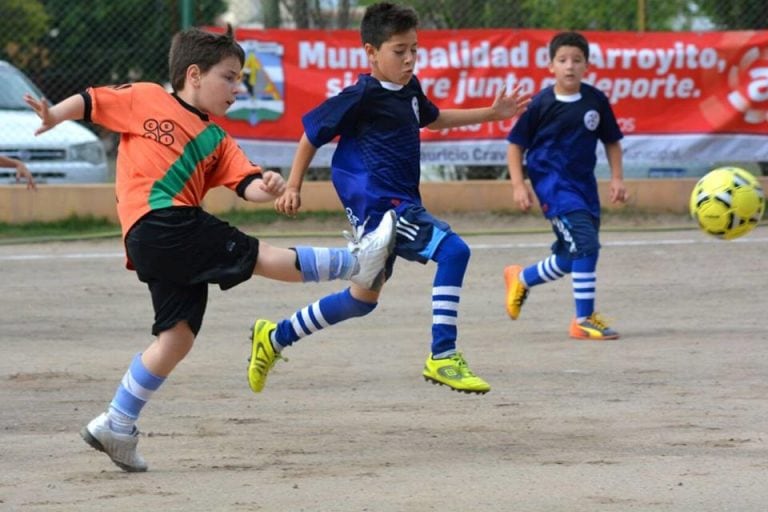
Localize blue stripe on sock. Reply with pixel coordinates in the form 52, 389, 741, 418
274, 288, 376, 348
295, 246, 320, 282
111, 387, 145, 419
296, 312, 310, 335
109, 353, 165, 419
129, 353, 164, 390
307, 303, 322, 330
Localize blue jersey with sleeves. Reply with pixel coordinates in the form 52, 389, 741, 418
507, 83, 623, 219
302, 74, 440, 229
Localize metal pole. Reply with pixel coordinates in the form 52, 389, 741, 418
181, 0, 193, 29
637, 0, 646, 32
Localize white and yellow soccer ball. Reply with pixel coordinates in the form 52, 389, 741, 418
689, 166, 765, 240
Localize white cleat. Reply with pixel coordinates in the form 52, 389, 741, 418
81, 413, 148, 472
345, 210, 397, 291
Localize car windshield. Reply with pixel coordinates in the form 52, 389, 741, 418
0, 65, 43, 110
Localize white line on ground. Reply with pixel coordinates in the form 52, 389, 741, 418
2, 235, 766, 262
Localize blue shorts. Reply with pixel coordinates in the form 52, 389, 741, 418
393, 204, 453, 263
375, 204, 453, 281
549, 210, 601, 259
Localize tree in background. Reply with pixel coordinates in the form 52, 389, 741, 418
356, 0, 693, 30
697, 0, 767, 29
0, 0, 50, 69
23, 0, 226, 103
275, 0, 354, 29
262, 0, 281, 28
259, 0, 762, 31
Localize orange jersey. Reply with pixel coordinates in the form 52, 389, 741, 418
83, 82, 262, 237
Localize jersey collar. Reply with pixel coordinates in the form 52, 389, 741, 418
378, 80, 404, 91
554, 91, 582, 103
172, 92, 210, 121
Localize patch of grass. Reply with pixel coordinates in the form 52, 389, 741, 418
0, 215, 120, 242
0, 209, 347, 243
217, 209, 341, 226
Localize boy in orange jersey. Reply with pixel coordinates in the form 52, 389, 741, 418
24, 26, 395, 473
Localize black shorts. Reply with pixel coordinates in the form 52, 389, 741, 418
125, 207, 260, 336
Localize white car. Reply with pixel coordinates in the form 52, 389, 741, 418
0, 60, 109, 183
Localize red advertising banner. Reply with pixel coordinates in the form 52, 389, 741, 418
219, 28, 768, 167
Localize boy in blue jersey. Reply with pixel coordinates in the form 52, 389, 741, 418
504, 31, 628, 340
246, 1, 530, 395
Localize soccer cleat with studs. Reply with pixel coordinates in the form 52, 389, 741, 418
247, 319, 284, 393
422, 352, 490, 394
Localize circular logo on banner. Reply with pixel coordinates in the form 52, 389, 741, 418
726, 46, 768, 124
583, 110, 600, 131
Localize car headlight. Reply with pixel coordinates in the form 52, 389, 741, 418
69, 141, 105, 165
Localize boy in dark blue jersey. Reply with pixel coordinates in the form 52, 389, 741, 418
247, 1, 530, 395
504, 31, 628, 340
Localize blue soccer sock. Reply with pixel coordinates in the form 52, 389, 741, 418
430, 234, 470, 357
521, 253, 571, 288
294, 246, 356, 282
272, 288, 376, 349
107, 353, 165, 433
572, 254, 598, 321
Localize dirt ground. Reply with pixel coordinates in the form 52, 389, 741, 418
1, 215, 767, 511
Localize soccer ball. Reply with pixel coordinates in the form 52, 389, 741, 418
689, 166, 765, 240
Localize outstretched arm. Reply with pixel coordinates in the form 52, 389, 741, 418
24, 93, 85, 135
427, 85, 531, 130
275, 133, 317, 216
0, 156, 36, 190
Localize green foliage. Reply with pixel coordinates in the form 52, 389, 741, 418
262, 0, 281, 28
696, 0, 768, 29
0, 210, 346, 242
29, 0, 227, 103
0, 214, 118, 242
0, 0, 50, 67
360, 0, 698, 30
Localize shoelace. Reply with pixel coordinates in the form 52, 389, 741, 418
587, 313, 612, 330
342, 216, 371, 254
450, 353, 475, 377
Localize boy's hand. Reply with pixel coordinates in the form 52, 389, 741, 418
512, 184, 534, 212
259, 170, 286, 196
23, 94, 57, 135
15, 161, 36, 190
491, 85, 532, 120
609, 178, 628, 204
275, 187, 301, 217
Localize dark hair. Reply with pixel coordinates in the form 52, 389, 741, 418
549, 31, 589, 62
168, 24, 245, 92
360, 2, 419, 48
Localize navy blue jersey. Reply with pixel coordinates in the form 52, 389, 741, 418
507, 83, 623, 219
302, 74, 440, 229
